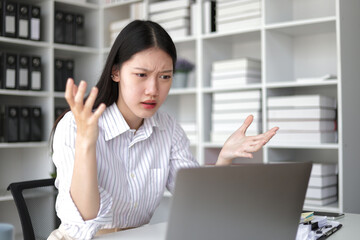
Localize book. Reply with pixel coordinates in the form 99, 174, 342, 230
211, 129, 261, 142
211, 69, 261, 80
217, 17, 261, 33
190, 2, 198, 36
167, 27, 190, 39
268, 108, 336, 120
203, 0, 216, 33
296, 74, 337, 83
213, 101, 261, 112
212, 77, 261, 87
109, 18, 130, 32
212, 58, 261, 72
213, 90, 261, 102
159, 18, 189, 30
217, 1, 260, 18
270, 131, 337, 144
304, 196, 337, 206
149, 0, 192, 14
179, 122, 197, 132
130, 2, 145, 20
308, 175, 337, 188
306, 186, 337, 199
267, 120, 336, 131
216, 0, 260, 7
212, 111, 261, 121
150, 8, 190, 22
311, 163, 338, 176
212, 121, 260, 132
267, 95, 337, 109
216, 10, 261, 24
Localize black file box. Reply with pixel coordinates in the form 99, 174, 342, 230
64, 13, 75, 45
0, 52, 17, 89
75, 14, 85, 46
30, 5, 40, 41
54, 11, 65, 43
3, 1, 17, 38
3, 106, 19, 142
54, 58, 65, 91
30, 107, 42, 141
64, 59, 74, 82
0, 1, 3, 36
18, 4, 30, 39
18, 55, 30, 90
19, 106, 31, 142
30, 56, 42, 90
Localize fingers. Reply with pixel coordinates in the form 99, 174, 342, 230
238, 115, 254, 134
74, 81, 87, 107
84, 87, 98, 112
65, 78, 75, 107
93, 103, 106, 120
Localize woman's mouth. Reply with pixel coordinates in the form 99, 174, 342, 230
141, 100, 157, 109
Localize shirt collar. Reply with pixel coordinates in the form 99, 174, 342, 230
101, 103, 165, 141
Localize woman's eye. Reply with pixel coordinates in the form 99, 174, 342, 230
136, 73, 146, 77
160, 75, 172, 80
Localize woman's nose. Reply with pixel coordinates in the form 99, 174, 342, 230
145, 77, 159, 96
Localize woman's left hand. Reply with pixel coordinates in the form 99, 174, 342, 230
216, 115, 279, 166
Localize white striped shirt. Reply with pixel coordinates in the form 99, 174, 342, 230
52, 103, 199, 239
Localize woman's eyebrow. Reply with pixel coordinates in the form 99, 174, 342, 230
133, 67, 173, 73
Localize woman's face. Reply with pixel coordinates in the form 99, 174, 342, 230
113, 47, 173, 129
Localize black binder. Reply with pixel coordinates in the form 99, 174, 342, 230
30, 107, 42, 141
18, 55, 29, 90
3, 1, 17, 38
30, 5, 40, 41
1, 52, 17, 89
75, 14, 85, 46
30, 56, 42, 90
19, 106, 31, 142
64, 13, 75, 45
64, 59, 74, 82
0, 1, 3, 36
54, 11, 64, 43
18, 4, 30, 39
4, 106, 19, 142
54, 58, 65, 91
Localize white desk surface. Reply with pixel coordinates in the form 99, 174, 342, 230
94, 213, 360, 240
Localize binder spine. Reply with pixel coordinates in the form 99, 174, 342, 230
19, 107, 31, 142
4, 106, 19, 142
18, 55, 30, 90
3, 1, 17, 38
64, 13, 75, 45
30, 6, 41, 41
30, 107, 42, 141
4, 53, 17, 89
18, 4, 30, 39
75, 14, 85, 46
54, 11, 65, 43
30, 56, 42, 90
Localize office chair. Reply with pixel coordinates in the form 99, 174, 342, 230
7, 178, 60, 240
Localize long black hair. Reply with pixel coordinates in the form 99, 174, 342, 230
50, 20, 177, 150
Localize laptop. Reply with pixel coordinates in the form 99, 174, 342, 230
166, 162, 312, 240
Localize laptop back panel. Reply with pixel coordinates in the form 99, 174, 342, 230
166, 162, 312, 240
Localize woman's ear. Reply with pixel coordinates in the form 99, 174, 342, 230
111, 66, 120, 82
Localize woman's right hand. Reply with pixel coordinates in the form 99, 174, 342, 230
65, 78, 106, 144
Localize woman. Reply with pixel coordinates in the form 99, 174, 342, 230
48, 20, 278, 239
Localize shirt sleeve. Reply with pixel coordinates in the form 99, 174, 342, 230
52, 113, 113, 239
166, 120, 199, 194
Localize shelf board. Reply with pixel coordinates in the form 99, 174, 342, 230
0, 37, 50, 48
267, 143, 339, 150
54, 44, 99, 54
169, 88, 197, 95
101, 0, 141, 8
303, 202, 339, 213
55, 0, 99, 9
265, 16, 336, 36
0, 190, 13, 202
54, 92, 65, 98
172, 35, 196, 44
203, 142, 223, 148
202, 27, 261, 40
0, 142, 48, 149
266, 80, 338, 88
202, 84, 262, 93
0, 89, 51, 97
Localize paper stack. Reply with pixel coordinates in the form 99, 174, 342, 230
215, 0, 261, 33
211, 90, 262, 143
149, 0, 193, 39
211, 58, 261, 88
305, 163, 338, 206
179, 122, 197, 143
109, 2, 145, 44
267, 95, 337, 145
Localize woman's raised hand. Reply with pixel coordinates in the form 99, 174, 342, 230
216, 115, 279, 165
65, 78, 106, 143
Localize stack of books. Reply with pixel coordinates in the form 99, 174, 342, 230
179, 122, 197, 143
109, 2, 144, 44
305, 163, 338, 206
149, 0, 194, 39
215, 0, 261, 33
211, 90, 262, 143
211, 58, 261, 88
267, 95, 337, 144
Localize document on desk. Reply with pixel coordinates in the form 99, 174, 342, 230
297, 218, 342, 240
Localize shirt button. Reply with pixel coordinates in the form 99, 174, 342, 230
134, 202, 138, 208
131, 173, 135, 178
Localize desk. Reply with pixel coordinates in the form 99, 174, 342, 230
94, 213, 360, 240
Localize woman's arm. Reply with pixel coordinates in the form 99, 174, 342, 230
216, 115, 279, 166
65, 78, 106, 220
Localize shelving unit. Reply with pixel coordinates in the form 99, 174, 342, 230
1, 0, 360, 238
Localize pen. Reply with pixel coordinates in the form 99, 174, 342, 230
317, 224, 343, 240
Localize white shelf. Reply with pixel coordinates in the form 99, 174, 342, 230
0, 142, 49, 149
0, 90, 51, 97
266, 144, 339, 150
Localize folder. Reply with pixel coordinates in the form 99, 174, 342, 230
30, 56, 42, 90
19, 106, 31, 142
18, 55, 30, 90
3, 1, 17, 38
54, 11, 65, 43
18, 4, 30, 39
30, 107, 42, 141
75, 14, 85, 46
3, 106, 19, 142
0, 52, 17, 89
54, 58, 65, 91
30, 5, 40, 41
64, 13, 75, 45
64, 59, 75, 81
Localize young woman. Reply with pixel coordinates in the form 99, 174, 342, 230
48, 20, 278, 239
